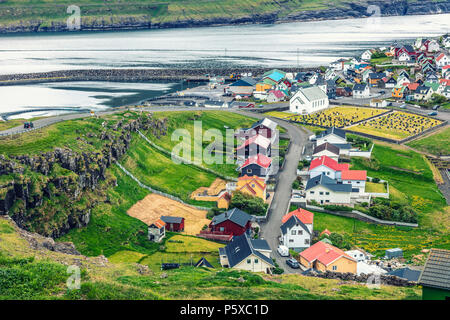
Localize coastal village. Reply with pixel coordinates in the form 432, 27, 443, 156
1, 33, 449, 300
135, 34, 450, 299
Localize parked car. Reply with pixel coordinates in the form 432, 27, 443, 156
432, 105, 441, 110
238, 103, 255, 109
23, 122, 34, 129
183, 100, 196, 106
428, 111, 438, 116
399, 104, 406, 109
258, 104, 264, 108
277, 245, 289, 257
286, 258, 300, 269
379, 90, 385, 94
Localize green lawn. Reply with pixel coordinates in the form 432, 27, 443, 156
407, 126, 450, 156
365, 182, 387, 193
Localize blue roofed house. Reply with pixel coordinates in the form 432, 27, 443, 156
305, 174, 355, 205
315, 127, 347, 146
219, 233, 275, 274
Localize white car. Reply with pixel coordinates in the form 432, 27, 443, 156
277, 245, 289, 257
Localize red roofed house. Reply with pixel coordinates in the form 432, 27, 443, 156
280, 208, 314, 252
406, 83, 420, 93
148, 219, 166, 242
320, 229, 332, 237
436, 53, 450, 68
236, 134, 271, 158
299, 241, 357, 274
267, 89, 286, 103
309, 155, 350, 180
340, 170, 367, 192
239, 154, 272, 178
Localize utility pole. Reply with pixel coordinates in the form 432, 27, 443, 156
297, 48, 299, 68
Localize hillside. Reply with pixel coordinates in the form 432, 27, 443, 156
0, 0, 450, 33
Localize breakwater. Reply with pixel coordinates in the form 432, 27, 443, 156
0, 67, 315, 86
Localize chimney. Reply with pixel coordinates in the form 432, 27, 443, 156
225, 211, 228, 218
326, 248, 330, 253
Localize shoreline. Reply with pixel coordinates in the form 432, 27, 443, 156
1, 1, 450, 35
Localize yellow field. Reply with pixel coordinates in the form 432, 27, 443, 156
351, 111, 442, 140
264, 111, 293, 119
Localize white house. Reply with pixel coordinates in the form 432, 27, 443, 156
309, 155, 350, 180
398, 52, 412, 62
280, 208, 314, 252
345, 249, 371, 262
340, 170, 367, 193
289, 86, 329, 115
396, 75, 410, 86
361, 50, 373, 60
427, 39, 440, 52
443, 37, 450, 48
370, 98, 387, 108
305, 174, 354, 205
329, 58, 347, 71
352, 83, 370, 98
436, 53, 450, 69
316, 127, 347, 146
219, 233, 274, 274
148, 219, 166, 243
312, 142, 340, 162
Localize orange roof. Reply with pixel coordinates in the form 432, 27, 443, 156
282, 208, 314, 225
320, 229, 332, 236
238, 175, 266, 183
300, 241, 355, 266
152, 218, 166, 229
406, 83, 420, 91
341, 170, 367, 181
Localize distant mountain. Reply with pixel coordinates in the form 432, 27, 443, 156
0, 0, 449, 34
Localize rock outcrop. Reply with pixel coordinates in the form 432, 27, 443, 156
0, 113, 168, 238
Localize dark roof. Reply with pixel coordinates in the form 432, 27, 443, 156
313, 142, 340, 156
418, 249, 450, 290
250, 239, 271, 251
416, 86, 430, 94
369, 72, 385, 79
332, 143, 352, 150
280, 215, 311, 236
353, 83, 368, 91
160, 216, 184, 224
230, 79, 255, 87
195, 257, 214, 268
387, 268, 421, 282
305, 174, 353, 192
211, 208, 252, 228
317, 127, 346, 140
223, 233, 274, 268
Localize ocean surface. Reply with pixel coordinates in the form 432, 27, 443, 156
0, 13, 449, 118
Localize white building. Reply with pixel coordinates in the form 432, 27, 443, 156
436, 53, 450, 69
316, 127, 347, 146
398, 52, 412, 62
280, 209, 314, 252
361, 50, 373, 60
340, 170, 367, 192
352, 83, 370, 98
305, 174, 353, 205
148, 219, 166, 243
309, 155, 349, 180
290, 86, 329, 115
312, 142, 340, 162
345, 249, 371, 262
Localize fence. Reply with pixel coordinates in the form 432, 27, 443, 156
137, 130, 237, 181
115, 161, 210, 211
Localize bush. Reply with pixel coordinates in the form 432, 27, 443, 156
372, 177, 380, 183
230, 191, 268, 216
329, 233, 351, 250
272, 267, 284, 275
323, 204, 353, 212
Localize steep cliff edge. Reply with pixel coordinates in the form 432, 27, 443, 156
0, 0, 449, 34
0, 112, 168, 238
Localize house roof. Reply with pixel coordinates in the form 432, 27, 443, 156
251, 118, 278, 132
160, 216, 184, 224
341, 170, 367, 181
150, 218, 166, 229
406, 83, 420, 91
211, 208, 252, 228
305, 174, 353, 192
300, 241, 355, 266
251, 239, 271, 251
387, 267, 421, 282
268, 90, 285, 99
280, 214, 311, 236
236, 134, 271, 150
195, 257, 214, 268
332, 143, 352, 150
309, 155, 350, 172
282, 208, 314, 225
353, 83, 368, 91
223, 233, 275, 268
230, 79, 255, 87
313, 142, 340, 156
418, 248, 450, 290
240, 153, 272, 169
317, 127, 346, 140
296, 86, 328, 102
416, 86, 430, 94
320, 229, 332, 236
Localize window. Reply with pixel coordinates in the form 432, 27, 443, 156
332, 266, 337, 271
305, 239, 310, 244
319, 192, 324, 195
356, 181, 360, 184
219, 227, 225, 232
325, 200, 330, 203
247, 259, 251, 264
289, 239, 294, 243
247, 169, 252, 173
298, 230, 303, 235
325, 192, 330, 195
254, 259, 259, 264
291, 230, 296, 235
310, 191, 314, 194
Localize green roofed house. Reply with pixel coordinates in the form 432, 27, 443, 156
418, 248, 450, 300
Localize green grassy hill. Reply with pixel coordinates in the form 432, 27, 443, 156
0, 0, 444, 33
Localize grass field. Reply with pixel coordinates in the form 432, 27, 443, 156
365, 182, 387, 193
351, 143, 449, 234
351, 111, 443, 141
407, 125, 450, 156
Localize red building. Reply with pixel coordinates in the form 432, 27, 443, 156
209, 208, 252, 236
160, 216, 185, 232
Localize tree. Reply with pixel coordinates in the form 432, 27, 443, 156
230, 191, 268, 216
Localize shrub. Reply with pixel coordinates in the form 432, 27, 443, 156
230, 191, 268, 216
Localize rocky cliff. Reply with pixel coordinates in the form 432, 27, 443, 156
0, 0, 449, 34
0, 113, 168, 238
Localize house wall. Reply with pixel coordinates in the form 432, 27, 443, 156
229, 86, 254, 96
341, 179, 366, 191
217, 197, 230, 209
290, 91, 329, 115
233, 253, 272, 274
240, 163, 268, 178
312, 150, 339, 162
306, 185, 351, 205
316, 257, 357, 274
210, 219, 250, 236
281, 224, 312, 251
309, 165, 338, 180
299, 256, 312, 269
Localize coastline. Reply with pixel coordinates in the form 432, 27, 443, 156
1, 0, 450, 35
